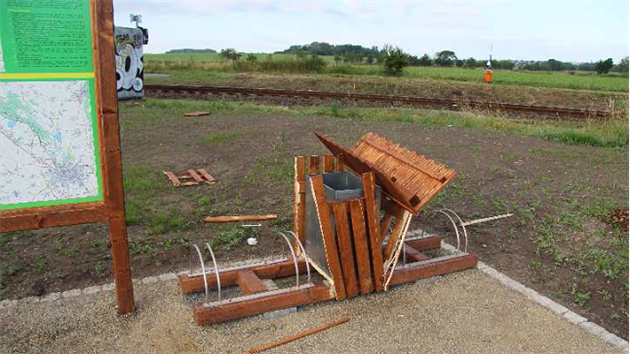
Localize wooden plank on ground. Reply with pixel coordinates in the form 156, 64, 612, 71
332, 202, 359, 298
349, 199, 374, 295
197, 169, 216, 184
406, 235, 442, 252
362, 172, 384, 291
178, 260, 307, 294
404, 245, 430, 263
204, 214, 277, 223
188, 169, 204, 183
389, 254, 478, 286
163, 171, 181, 186
184, 111, 211, 117
237, 270, 268, 295
310, 175, 346, 300
192, 281, 333, 325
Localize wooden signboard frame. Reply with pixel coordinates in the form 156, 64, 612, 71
0, 0, 134, 314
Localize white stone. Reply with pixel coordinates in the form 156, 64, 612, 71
603, 333, 629, 350
62, 289, 82, 298
82, 286, 102, 295
563, 311, 588, 324
262, 279, 278, 290
142, 276, 159, 284
102, 283, 115, 291
158, 273, 177, 281
579, 321, 609, 337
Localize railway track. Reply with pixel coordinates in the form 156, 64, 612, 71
144, 84, 613, 119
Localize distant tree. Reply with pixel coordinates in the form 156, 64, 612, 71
333, 55, 342, 65
434, 50, 457, 67
418, 54, 432, 67
618, 56, 629, 73
220, 48, 242, 63
455, 59, 464, 67
464, 57, 477, 68
382, 44, 410, 76
595, 58, 614, 74
547, 59, 564, 71
246, 54, 258, 63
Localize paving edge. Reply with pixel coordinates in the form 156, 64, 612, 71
1, 233, 627, 351
435, 237, 628, 352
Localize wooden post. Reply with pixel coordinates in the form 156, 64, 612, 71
93, 0, 134, 314
332, 202, 359, 298
361, 172, 385, 291
293, 156, 306, 246
349, 199, 374, 294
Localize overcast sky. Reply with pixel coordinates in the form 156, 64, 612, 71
113, 0, 629, 62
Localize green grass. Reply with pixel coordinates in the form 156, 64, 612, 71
145, 53, 628, 92
204, 131, 238, 145
208, 227, 259, 250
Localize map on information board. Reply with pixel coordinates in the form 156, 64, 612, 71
0, 0, 103, 210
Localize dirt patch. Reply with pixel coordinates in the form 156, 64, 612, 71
1, 100, 627, 339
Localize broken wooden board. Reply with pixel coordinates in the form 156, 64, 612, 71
204, 214, 277, 223
163, 168, 216, 187
184, 111, 211, 117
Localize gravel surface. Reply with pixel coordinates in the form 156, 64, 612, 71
1, 269, 624, 354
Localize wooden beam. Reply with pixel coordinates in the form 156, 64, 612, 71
335, 155, 345, 172
349, 199, 374, 295
93, 0, 134, 315
406, 235, 442, 252
310, 175, 347, 300
404, 245, 429, 263
192, 282, 333, 325
293, 156, 306, 246
389, 254, 478, 286
237, 270, 268, 295
178, 259, 307, 294
332, 202, 359, 298
362, 172, 384, 291
1, 203, 109, 232
204, 214, 277, 223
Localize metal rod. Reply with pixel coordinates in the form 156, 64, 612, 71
287, 231, 311, 284
192, 244, 209, 300
278, 233, 300, 287
205, 243, 221, 301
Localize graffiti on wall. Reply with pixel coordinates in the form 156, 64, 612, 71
114, 27, 146, 100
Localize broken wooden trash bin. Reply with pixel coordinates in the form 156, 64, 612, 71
178, 132, 478, 325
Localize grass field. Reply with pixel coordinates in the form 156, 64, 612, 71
144, 53, 629, 92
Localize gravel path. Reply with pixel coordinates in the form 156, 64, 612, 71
0, 269, 624, 354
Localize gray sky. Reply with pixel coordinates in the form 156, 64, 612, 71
113, 0, 629, 62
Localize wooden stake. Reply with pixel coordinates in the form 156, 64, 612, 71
349, 199, 374, 294
293, 156, 306, 245
239, 317, 350, 354
204, 215, 277, 223
332, 202, 359, 298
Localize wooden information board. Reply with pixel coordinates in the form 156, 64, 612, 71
0, 0, 134, 314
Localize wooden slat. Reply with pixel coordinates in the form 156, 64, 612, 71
179, 260, 307, 294
335, 155, 345, 172
349, 199, 374, 295
237, 270, 268, 295
204, 214, 277, 223
332, 203, 359, 298
404, 245, 430, 262
309, 155, 321, 175
163, 171, 181, 186
93, 0, 134, 315
389, 254, 478, 286
293, 156, 306, 245
383, 211, 411, 260
362, 172, 384, 291
310, 175, 347, 300
197, 169, 216, 184
193, 282, 333, 325
323, 155, 335, 172
188, 169, 204, 183
406, 235, 442, 252
379, 213, 394, 242
1, 203, 110, 232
